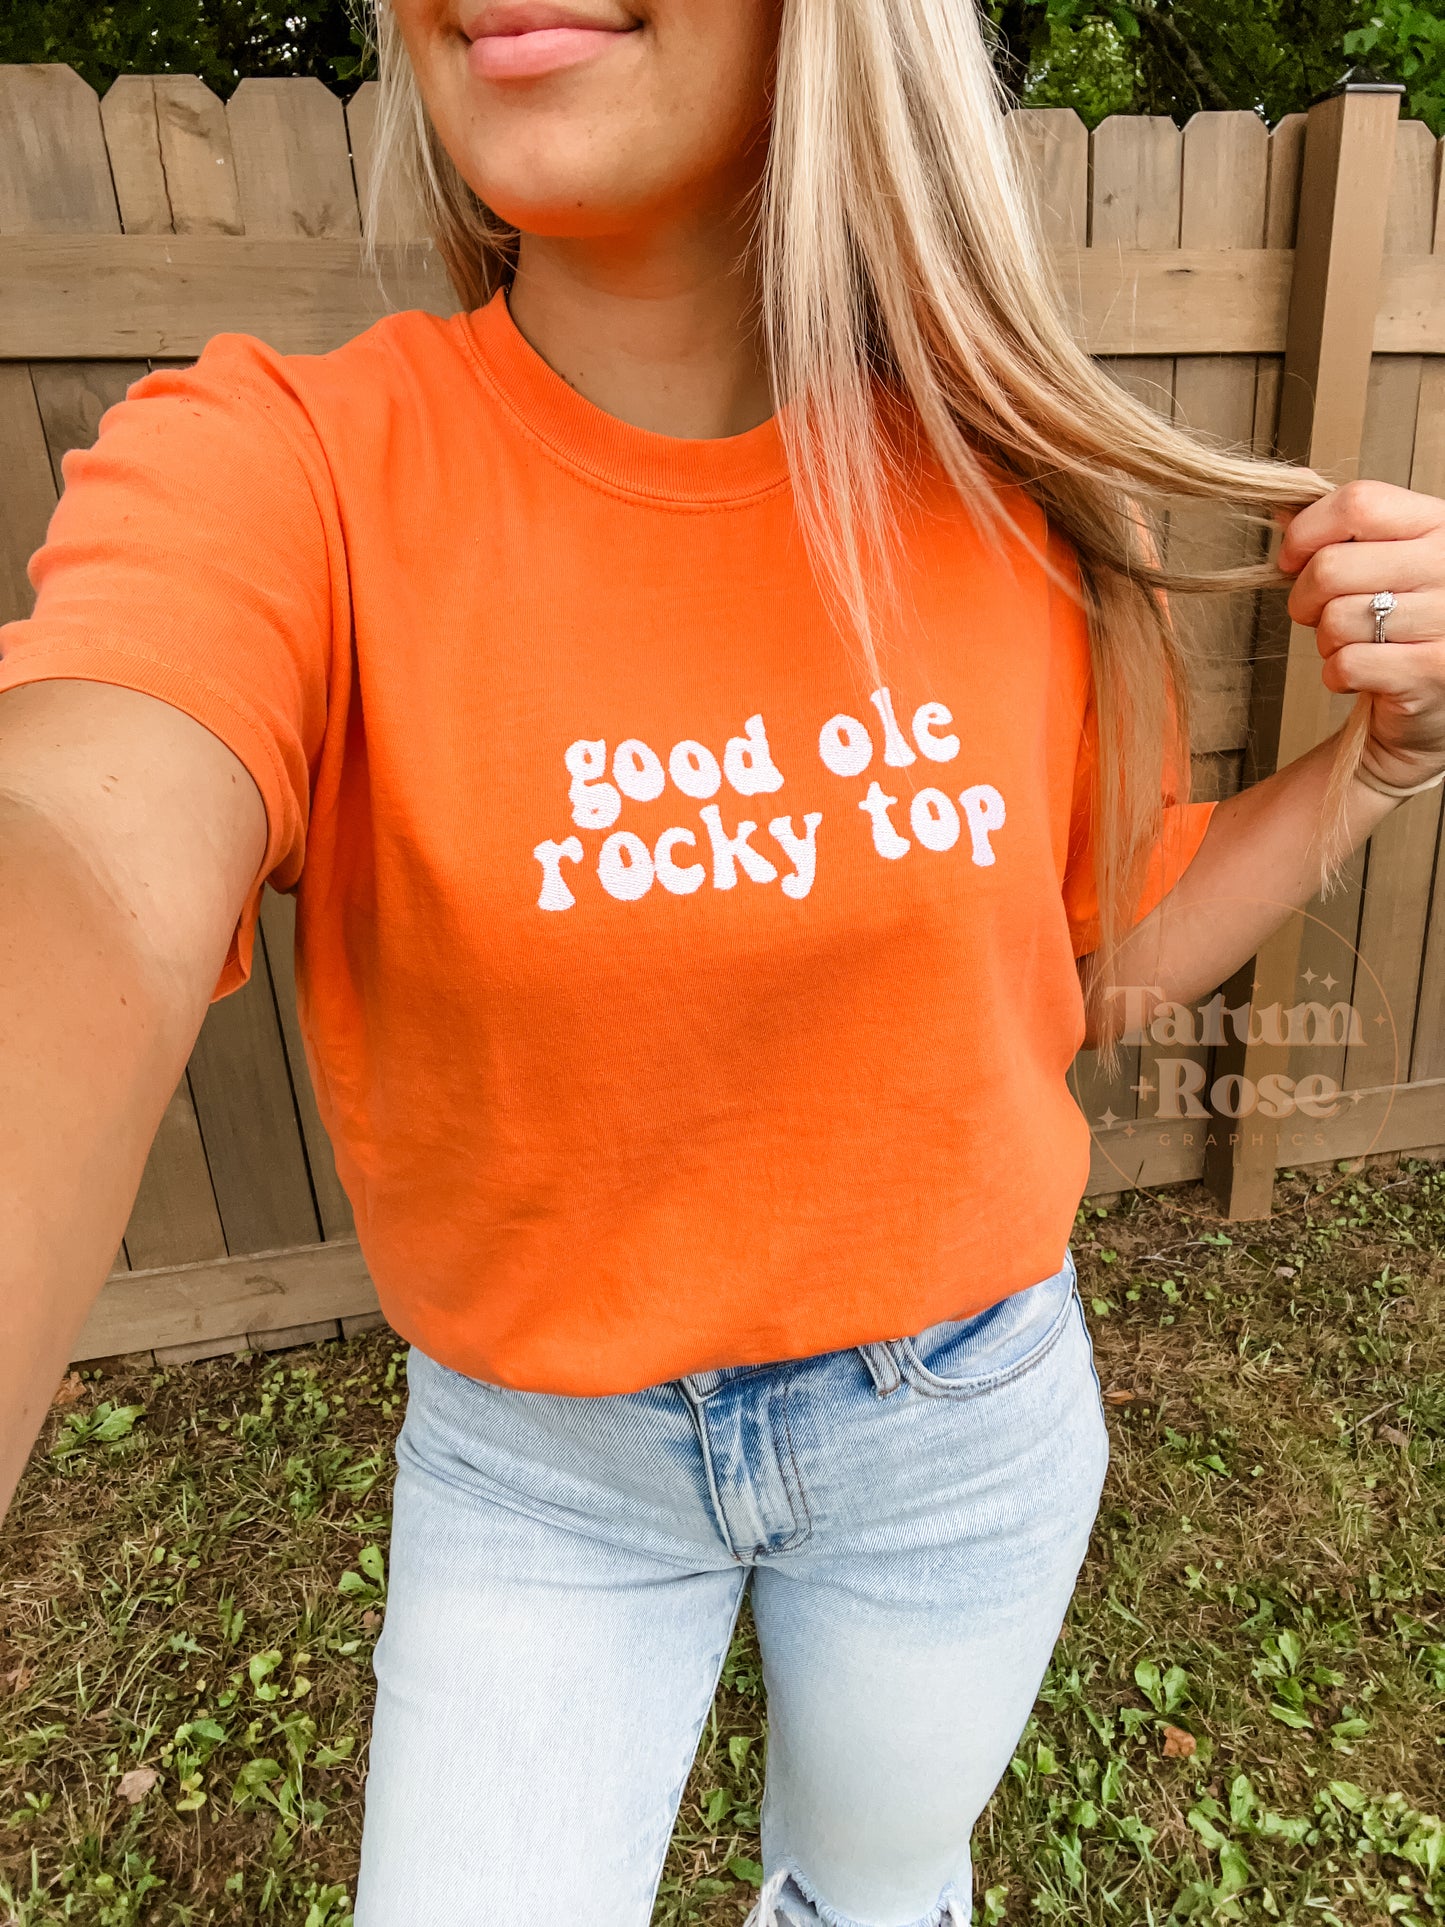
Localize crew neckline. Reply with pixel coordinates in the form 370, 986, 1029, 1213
461, 288, 792, 506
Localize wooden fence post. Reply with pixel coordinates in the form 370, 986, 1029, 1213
1203, 80, 1405, 1220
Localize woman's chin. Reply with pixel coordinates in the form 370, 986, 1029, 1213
467, 188, 641, 241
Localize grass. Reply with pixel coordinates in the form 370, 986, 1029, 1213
1, 1156, 1443, 1925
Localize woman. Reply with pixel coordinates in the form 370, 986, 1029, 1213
1, 2, 1443, 1922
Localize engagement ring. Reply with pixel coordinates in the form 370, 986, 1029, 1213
1371, 589, 1397, 644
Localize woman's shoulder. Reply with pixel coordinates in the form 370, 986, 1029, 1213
112, 308, 486, 472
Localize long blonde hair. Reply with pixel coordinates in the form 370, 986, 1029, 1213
364, 0, 1365, 1005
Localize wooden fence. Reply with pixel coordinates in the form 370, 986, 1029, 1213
0, 65, 1442, 1364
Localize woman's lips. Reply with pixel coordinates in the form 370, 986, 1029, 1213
467, 23, 632, 80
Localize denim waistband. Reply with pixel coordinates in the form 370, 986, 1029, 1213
679, 1338, 904, 1401
675, 1255, 1076, 1404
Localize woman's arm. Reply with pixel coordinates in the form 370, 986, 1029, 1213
1098, 734, 1398, 1020
1088, 478, 1445, 1035
0, 682, 267, 1521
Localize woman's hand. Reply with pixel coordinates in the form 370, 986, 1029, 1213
1097, 480, 1445, 1022
1279, 478, 1445, 790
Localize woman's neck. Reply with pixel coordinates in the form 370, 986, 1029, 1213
504, 222, 774, 441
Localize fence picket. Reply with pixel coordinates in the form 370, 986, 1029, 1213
98, 77, 173, 232
0, 66, 118, 231
1413, 835, 1445, 1083
1247, 116, 1306, 471
1173, 111, 1270, 783
0, 368, 55, 625
1122, 112, 1271, 1158
121, 1086, 231, 1271
260, 891, 356, 1241
1237, 113, 1308, 790
346, 80, 431, 245
1402, 137, 1445, 1087
0, 69, 118, 626
227, 77, 361, 238
1091, 114, 1181, 424
181, 988, 321, 1257
153, 76, 244, 234
1006, 107, 1088, 250
1083, 118, 1182, 1152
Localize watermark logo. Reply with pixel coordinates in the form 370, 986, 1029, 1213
1073, 899, 1400, 1204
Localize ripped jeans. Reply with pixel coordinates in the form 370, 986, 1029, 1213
353, 1251, 1109, 1927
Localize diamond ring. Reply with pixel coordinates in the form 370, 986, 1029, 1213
1371, 590, 1397, 644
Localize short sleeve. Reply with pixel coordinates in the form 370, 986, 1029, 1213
0, 335, 344, 1001
1062, 696, 1217, 958
1051, 533, 1217, 959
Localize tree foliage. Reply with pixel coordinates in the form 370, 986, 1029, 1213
0, 0, 1440, 133
0, 0, 367, 98
991, 0, 1444, 130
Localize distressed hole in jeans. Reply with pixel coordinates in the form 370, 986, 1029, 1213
744, 1862, 972, 1927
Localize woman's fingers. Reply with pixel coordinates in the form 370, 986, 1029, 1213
1314, 590, 1445, 652
1277, 477, 1445, 575
1287, 534, 1445, 627
1319, 637, 1445, 698
1276, 481, 1445, 772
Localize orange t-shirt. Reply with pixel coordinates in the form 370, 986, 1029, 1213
0, 290, 1215, 1394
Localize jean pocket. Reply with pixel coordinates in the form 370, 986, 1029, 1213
896, 1251, 1079, 1399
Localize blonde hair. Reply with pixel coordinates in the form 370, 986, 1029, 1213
364, 0, 1367, 1015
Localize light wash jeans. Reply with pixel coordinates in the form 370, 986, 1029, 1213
354, 1251, 1109, 1927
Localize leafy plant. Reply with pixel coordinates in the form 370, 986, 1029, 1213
49, 1401, 145, 1462
1347, 0, 1445, 125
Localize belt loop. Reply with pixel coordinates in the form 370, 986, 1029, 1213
859, 1340, 903, 1396
681, 1369, 723, 1400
